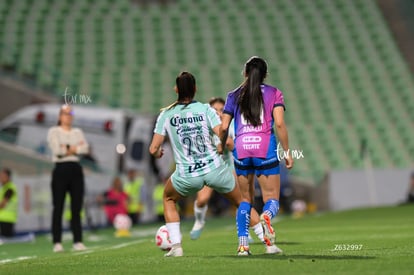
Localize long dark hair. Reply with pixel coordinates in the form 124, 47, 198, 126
238, 56, 267, 127
164, 71, 196, 110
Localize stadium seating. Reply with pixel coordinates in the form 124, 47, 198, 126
0, 0, 413, 182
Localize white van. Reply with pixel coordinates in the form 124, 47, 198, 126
0, 103, 156, 174
0, 103, 163, 231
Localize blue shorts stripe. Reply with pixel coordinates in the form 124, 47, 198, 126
234, 158, 280, 176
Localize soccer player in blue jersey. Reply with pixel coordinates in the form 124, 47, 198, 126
190, 98, 279, 254
149, 72, 250, 257
220, 56, 293, 255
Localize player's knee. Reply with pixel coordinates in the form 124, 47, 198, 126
195, 198, 207, 208
196, 192, 210, 206
163, 186, 181, 202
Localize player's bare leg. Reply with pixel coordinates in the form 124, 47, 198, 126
220, 183, 252, 256
257, 174, 283, 254
191, 186, 214, 240
238, 174, 282, 254
163, 178, 184, 257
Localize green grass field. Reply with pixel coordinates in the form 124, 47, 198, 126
1, 205, 413, 274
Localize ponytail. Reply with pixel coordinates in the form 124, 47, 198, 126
161, 101, 179, 111
162, 72, 196, 111
238, 57, 267, 127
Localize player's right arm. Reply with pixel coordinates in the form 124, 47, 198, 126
149, 133, 165, 158
149, 111, 167, 158
220, 92, 235, 150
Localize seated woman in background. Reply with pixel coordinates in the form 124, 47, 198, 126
97, 177, 128, 225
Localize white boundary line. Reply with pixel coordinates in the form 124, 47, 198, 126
0, 256, 37, 265
72, 239, 148, 256
1, 239, 149, 264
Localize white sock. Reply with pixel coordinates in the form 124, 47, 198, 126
194, 200, 208, 224
166, 222, 182, 245
252, 223, 264, 242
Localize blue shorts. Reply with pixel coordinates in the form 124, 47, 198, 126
233, 157, 280, 176
233, 140, 280, 176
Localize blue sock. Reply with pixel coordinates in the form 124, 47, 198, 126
262, 199, 279, 219
236, 202, 251, 246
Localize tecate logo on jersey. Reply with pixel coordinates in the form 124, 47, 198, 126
242, 136, 262, 143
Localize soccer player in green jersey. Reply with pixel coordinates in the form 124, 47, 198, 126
149, 72, 249, 257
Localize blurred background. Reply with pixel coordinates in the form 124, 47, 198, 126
0, 0, 413, 233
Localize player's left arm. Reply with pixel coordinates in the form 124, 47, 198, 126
149, 133, 165, 158
273, 107, 293, 169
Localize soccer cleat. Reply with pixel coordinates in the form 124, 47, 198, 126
164, 245, 183, 257
260, 213, 275, 243
263, 236, 272, 246
265, 244, 283, 254
262, 231, 283, 254
237, 245, 251, 256
190, 221, 205, 240
73, 242, 87, 251
53, 243, 64, 253
190, 229, 203, 240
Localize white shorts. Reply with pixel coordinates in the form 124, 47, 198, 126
171, 164, 235, 197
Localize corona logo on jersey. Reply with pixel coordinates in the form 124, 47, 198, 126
170, 114, 205, 127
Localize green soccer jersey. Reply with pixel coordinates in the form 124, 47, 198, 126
154, 101, 225, 177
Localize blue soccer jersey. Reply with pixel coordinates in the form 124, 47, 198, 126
224, 84, 285, 159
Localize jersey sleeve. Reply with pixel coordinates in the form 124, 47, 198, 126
274, 89, 286, 110
154, 111, 168, 136
206, 105, 221, 129
223, 92, 236, 117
